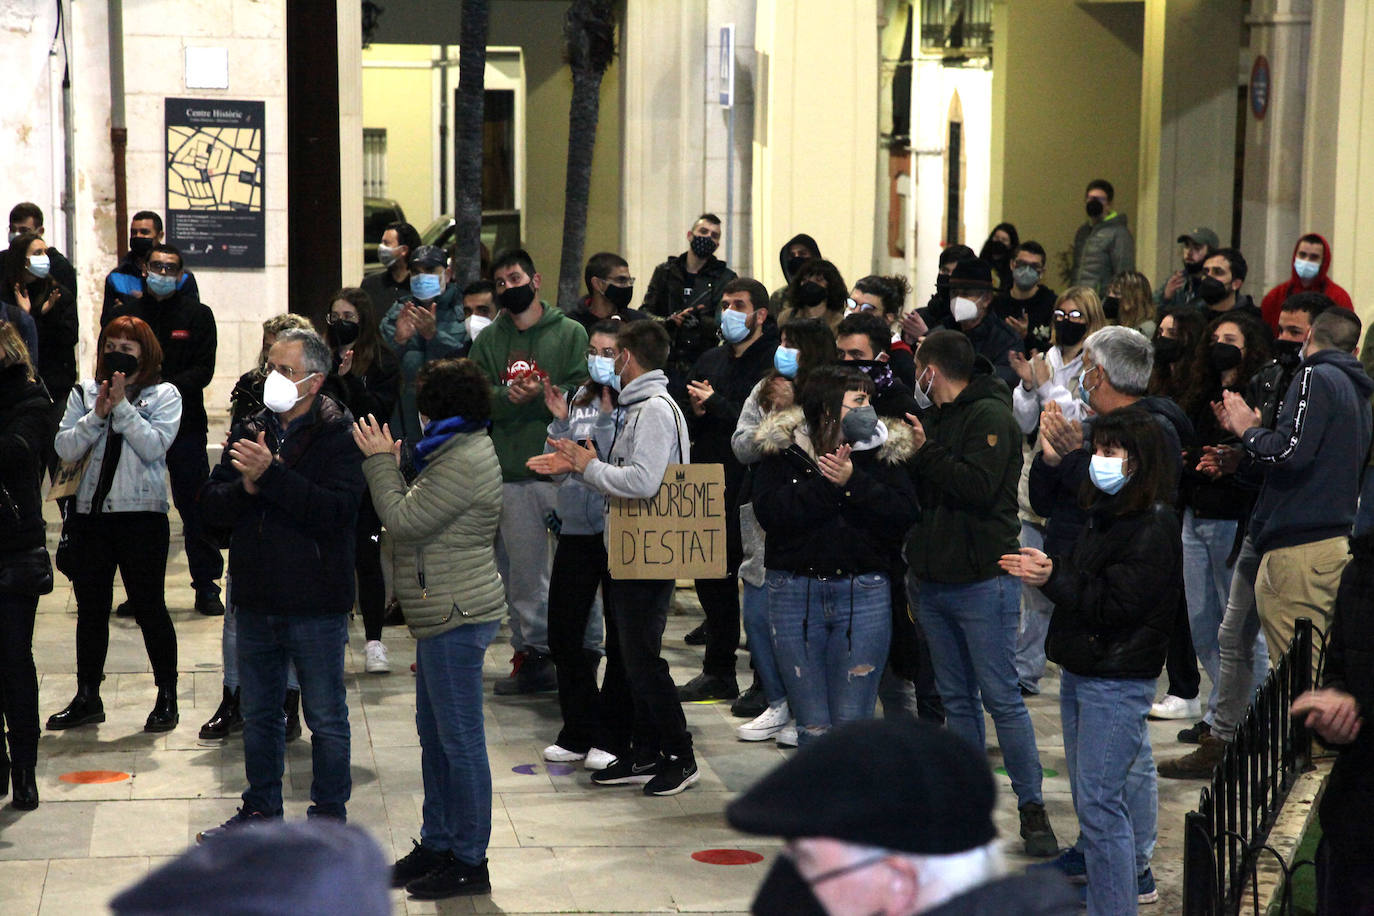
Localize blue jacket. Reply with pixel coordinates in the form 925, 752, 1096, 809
1243, 349, 1374, 553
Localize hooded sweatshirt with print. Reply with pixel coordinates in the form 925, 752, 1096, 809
578, 369, 690, 517
468, 301, 590, 481
1260, 234, 1355, 332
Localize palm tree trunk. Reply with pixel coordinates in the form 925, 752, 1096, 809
556, 67, 604, 312
453, 0, 488, 289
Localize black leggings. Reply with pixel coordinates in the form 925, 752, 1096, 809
71, 511, 178, 688
0, 591, 40, 767
356, 494, 385, 641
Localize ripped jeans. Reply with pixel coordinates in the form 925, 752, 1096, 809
766, 570, 891, 748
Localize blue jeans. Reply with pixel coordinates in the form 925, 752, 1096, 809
911, 574, 1044, 807
237, 611, 351, 819
767, 571, 891, 747
1061, 671, 1155, 915
221, 577, 298, 692
1014, 522, 1055, 693
416, 621, 499, 865
741, 581, 786, 706
1181, 510, 1267, 724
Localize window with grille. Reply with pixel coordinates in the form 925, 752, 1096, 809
363, 128, 388, 198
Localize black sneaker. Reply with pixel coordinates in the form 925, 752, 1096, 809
677, 673, 739, 702
196, 807, 274, 843
1177, 720, 1211, 744
590, 756, 659, 786
1019, 802, 1059, 857
195, 590, 225, 616
644, 754, 699, 797
730, 683, 767, 718
391, 840, 451, 888
405, 856, 491, 900
683, 622, 707, 646
114, 600, 135, 618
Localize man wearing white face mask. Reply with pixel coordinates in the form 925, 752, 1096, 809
459, 280, 498, 356
929, 258, 1023, 389
360, 220, 420, 316
199, 328, 365, 839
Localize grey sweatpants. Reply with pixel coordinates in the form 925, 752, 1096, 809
494, 479, 558, 655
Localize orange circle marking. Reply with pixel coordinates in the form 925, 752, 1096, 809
60, 770, 130, 784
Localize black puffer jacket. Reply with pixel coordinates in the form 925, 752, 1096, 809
0, 363, 53, 555
1317, 532, 1374, 859
200, 394, 364, 616
1042, 502, 1180, 679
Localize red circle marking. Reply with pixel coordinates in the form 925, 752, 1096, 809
60, 770, 130, 784
692, 849, 765, 865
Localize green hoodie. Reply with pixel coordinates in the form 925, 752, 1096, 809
468, 301, 590, 481
905, 367, 1023, 583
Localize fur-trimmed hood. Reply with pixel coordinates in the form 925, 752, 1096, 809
753, 406, 916, 464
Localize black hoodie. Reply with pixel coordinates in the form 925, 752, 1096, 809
768, 233, 823, 313
0, 363, 54, 554
687, 322, 780, 493
1243, 348, 1374, 553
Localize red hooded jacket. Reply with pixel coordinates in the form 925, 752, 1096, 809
1260, 233, 1354, 331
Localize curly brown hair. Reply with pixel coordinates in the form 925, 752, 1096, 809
416, 358, 492, 423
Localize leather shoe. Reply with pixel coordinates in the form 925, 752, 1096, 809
195, 591, 225, 616
145, 685, 179, 733
10, 767, 37, 810
199, 686, 242, 741
47, 685, 105, 730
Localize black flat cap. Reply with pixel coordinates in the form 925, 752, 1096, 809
725, 719, 997, 856
948, 256, 995, 292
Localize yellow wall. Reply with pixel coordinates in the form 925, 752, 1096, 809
752, 0, 880, 292
991, 0, 1144, 286
361, 44, 437, 232
1330, 2, 1374, 328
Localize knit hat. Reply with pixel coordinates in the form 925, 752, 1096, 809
725, 719, 998, 855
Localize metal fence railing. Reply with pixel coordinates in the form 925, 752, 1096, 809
1182, 617, 1322, 915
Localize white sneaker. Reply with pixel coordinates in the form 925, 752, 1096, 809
584, 748, 616, 771
737, 701, 790, 741
776, 722, 798, 748
1149, 694, 1201, 720
364, 640, 390, 674
543, 744, 587, 763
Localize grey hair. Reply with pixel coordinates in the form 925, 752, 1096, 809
1083, 325, 1153, 396
274, 327, 332, 378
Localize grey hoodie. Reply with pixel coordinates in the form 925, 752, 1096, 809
580, 369, 690, 504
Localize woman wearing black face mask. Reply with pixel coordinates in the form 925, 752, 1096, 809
49, 316, 183, 735
751, 366, 919, 745
1010, 287, 1106, 434
779, 260, 848, 335
322, 289, 400, 673
1148, 308, 1207, 403
1174, 313, 1273, 743
979, 222, 1020, 292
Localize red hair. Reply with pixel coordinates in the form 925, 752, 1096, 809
95, 316, 163, 387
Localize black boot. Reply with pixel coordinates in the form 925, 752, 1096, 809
46, 682, 105, 730
10, 767, 37, 810
0, 746, 9, 798
198, 686, 243, 741
283, 688, 301, 741
145, 684, 179, 733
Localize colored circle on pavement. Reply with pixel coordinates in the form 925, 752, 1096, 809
995, 766, 1058, 779
512, 764, 539, 775
60, 770, 130, 784
692, 849, 765, 865
546, 764, 576, 776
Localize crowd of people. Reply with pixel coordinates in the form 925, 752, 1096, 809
1, 185, 1372, 913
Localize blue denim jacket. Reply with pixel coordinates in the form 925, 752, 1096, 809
54, 379, 182, 514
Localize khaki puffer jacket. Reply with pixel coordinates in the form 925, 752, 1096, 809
362, 430, 505, 638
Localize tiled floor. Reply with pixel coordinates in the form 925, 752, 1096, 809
2, 506, 1204, 913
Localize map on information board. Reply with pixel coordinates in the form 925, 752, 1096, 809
165, 98, 265, 268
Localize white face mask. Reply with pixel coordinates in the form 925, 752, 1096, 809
951, 295, 980, 323
914, 368, 935, 410
465, 314, 492, 341
262, 369, 316, 414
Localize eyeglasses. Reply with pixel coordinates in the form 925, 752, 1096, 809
326, 313, 358, 325
265, 362, 308, 380
845, 298, 878, 312
1054, 309, 1084, 321
147, 261, 180, 276
585, 346, 618, 359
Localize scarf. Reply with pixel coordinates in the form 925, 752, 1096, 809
413, 415, 488, 471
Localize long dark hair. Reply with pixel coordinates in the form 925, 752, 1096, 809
573, 318, 622, 408
1148, 308, 1207, 402
1179, 312, 1272, 418
800, 364, 874, 456
325, 287, 387, 376
760, 318, 838, 413
2, 232, 52, 302
1080, 407, 1172, 516
785, 260, 848, 317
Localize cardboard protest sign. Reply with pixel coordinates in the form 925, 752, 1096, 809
608, 463, 727, 580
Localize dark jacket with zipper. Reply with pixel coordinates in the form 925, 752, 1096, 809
200, 393, 364, 616
687, 324, 780, 496
640, 251, 737, 386
752, 407, 919, 575
0, 364, 53, 555
322, 346, 401, 428
104, 287, 217, 438
905, 361, 1022, 583
2, 278, 77, 399
1041, 501, 1180, 679
1180, 383, 1255, 521
1316, 532, 1374, 859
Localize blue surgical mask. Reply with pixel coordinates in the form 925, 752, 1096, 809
587, 354, 618, 387
1089, 454, 1130, 494
720, 308, 751, 344
146, 273, 177, 298
774, 346, 800, 379
1077, 367, 1096, 408
27, 254, 51, 279
410, 273, 443, 301
1294, 257, 1320, 282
